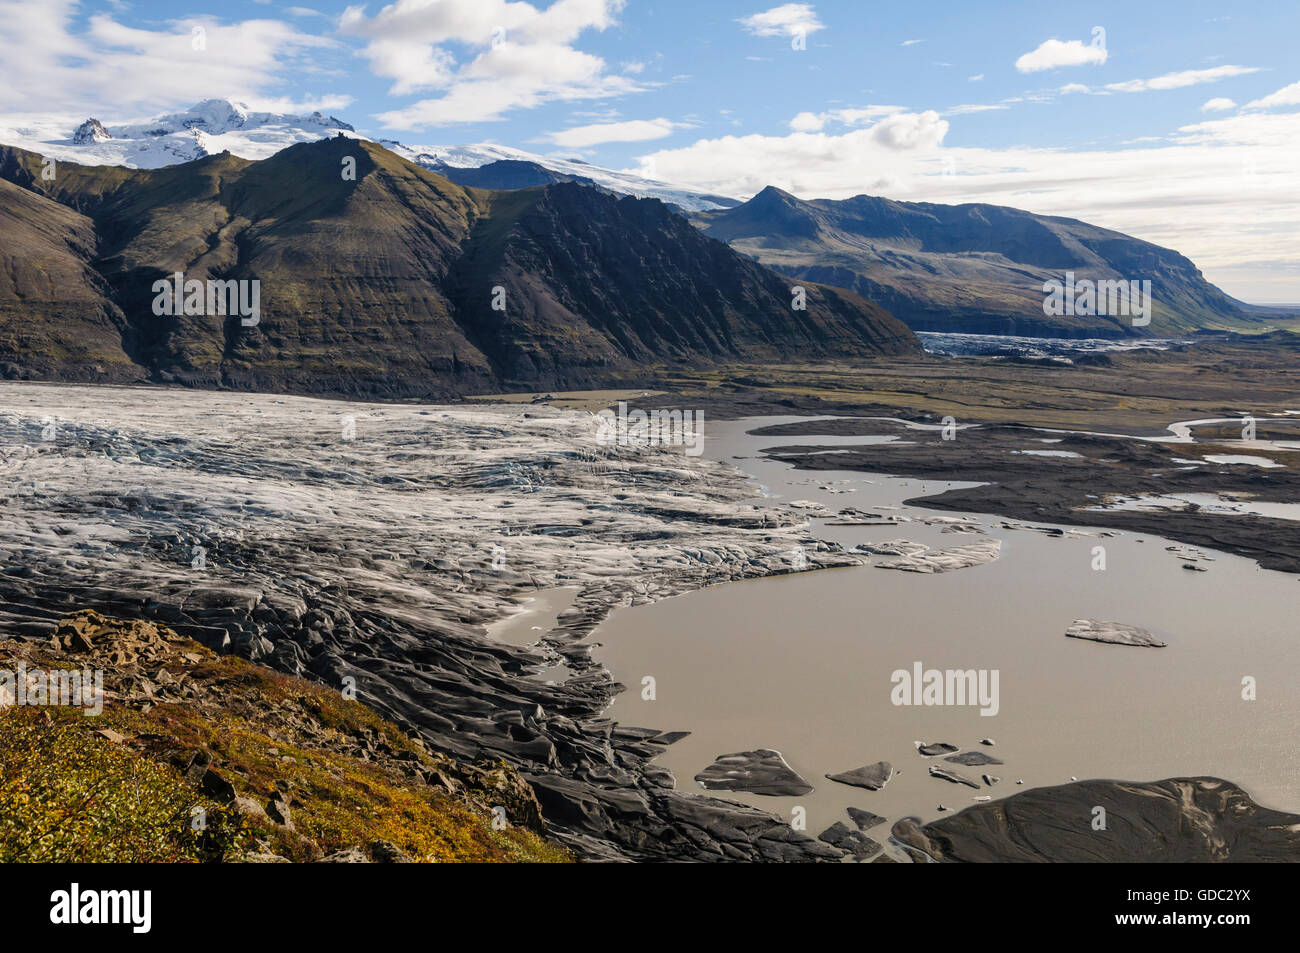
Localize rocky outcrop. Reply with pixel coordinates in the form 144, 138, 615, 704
818, 821, 882, 861
72, 118, 112, 144
917, 742, 958, 757
945, 751, 1003, 767
846, 807, 886, 830
929, 765, 981, 788
825, 761, 893, 791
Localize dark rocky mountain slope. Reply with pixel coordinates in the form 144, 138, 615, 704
0, 177, 135, 381
0, 139, 918, 397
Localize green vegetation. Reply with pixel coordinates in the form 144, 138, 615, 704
0, 707, 243, 862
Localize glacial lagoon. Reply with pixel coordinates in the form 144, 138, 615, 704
590, 417, 1300, 843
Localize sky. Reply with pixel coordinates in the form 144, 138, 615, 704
1, 0, 1297, 301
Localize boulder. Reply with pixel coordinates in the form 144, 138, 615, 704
846, 807, 886, 830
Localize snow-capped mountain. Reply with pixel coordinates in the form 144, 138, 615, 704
0, 98, 736, 211
0, 99, 357, 168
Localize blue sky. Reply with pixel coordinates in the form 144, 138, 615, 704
80, 0, 1296, 157
1, 0, 1297, 299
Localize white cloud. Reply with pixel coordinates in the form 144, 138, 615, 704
1059, 83, 1092, 95
359, 39, 457, 95
1202, 97, 1237, 112
1105, 65, 1260, 93
572, 106, 622, 121
1246, 80, 1300, 109
968, 74, 984, 82
787, 105, 905, 131
0, 0, 337, 114
542, 117, 680, 148
789, 111, 825, 132
635, 110, 949, 197
901, 39, 923, 47
944, 104, 1009, 116
1015, 37, 1108, 73
241, 94, 356, 113
343, 0, 639, 130
834, 106, 908, 124
737, 4, 824, 39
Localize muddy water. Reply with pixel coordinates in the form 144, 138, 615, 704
487, 586, 581, 683
592, 416, 1300, 846
488, 586, 580, 648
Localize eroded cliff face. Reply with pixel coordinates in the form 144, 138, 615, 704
444, 180, 918, 391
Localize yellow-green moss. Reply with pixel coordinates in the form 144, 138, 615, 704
0, 707, 244, 862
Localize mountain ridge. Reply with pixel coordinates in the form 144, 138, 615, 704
693, 186, 1260, 337
0, 137, 919, 397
